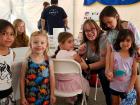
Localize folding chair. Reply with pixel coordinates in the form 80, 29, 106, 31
52, 59, 87, 105
94, 74, 98, 101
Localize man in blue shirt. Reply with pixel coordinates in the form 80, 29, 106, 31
41, 0, 68, 35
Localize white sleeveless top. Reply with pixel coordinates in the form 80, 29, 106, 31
0, 49, 14, 90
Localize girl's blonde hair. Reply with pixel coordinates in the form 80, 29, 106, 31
23, 31, 48, 69
13, 19, 26, 35
12, 19, 29, 48
25, 31, 49, 60
30, 30, 49, 54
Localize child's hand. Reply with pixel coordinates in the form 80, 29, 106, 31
105, 69, 111, 79
135, 48, 140, 62
125, 85, 133, 93
73, 54, 82, 63
51, 95, 56, 104
78, 43, 86, 56
106, 71, 113, 81
80, 61, 88, 71
20, 98, 29, 105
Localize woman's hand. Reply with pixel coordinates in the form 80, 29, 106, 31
78, 43, 87, 56
79, 59, 88, 71
20, 98, 29, 105
73, 54, 82, 63
51, 95, 56, 104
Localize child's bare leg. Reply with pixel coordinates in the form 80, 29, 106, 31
112, 95, 120, 105
135, 75, 140, 105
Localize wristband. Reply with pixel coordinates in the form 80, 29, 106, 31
87, 64, 90, 70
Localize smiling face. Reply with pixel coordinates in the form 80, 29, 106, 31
17, 21, 25, 34
120, 36, 132, 51
83, 22, 98, 41
0, 26, 15, 48
60, 36, 74, 51
30, 34, 48, 55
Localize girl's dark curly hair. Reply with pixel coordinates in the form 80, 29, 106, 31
113, 29, 136, 56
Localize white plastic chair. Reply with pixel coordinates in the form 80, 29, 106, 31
52, 59, 87, 105
94, 74, 98, 101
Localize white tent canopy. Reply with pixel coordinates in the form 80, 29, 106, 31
0, 0, 74, 36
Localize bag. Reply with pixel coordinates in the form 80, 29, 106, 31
89, 74, 100, 87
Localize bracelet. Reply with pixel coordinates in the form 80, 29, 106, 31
87, 64, 90, 70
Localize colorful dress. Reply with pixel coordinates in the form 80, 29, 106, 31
25, 57, 50, 105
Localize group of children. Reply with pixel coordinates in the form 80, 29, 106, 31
0, 5, 140, 105
0, 19, 56, 105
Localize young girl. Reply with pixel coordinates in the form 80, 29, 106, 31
0, 19, 16, 104
20, 31, 56, 105
99, 6, 140, 105
109, 29, 137, 105
54, 32, 90, 105
11, 19, 29, 48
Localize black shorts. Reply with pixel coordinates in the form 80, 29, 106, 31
0, 87, 13, 99
110, 88, 127, 99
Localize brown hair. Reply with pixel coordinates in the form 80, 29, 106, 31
0, 19, 15, 36
113, 29, 136, 56
82, 19, 103, 53
12, 19, 29, 48
52, 32, 73, 58
58, 32, 73, 44
51, 0, 58, 4
99, 6, 122, 31
43, 1, 50, 9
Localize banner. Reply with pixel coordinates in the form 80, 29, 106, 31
84, 0, 140, 5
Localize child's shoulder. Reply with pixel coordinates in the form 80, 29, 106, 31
56, 50, 77, 59
121, 21, 129, 29
58, 50, 76, 55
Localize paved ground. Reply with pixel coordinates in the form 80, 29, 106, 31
56, 87, 105, 105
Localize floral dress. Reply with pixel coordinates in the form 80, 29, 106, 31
25, 57, 50, 105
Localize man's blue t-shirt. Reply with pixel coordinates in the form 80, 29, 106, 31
41, 5, 67, 35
